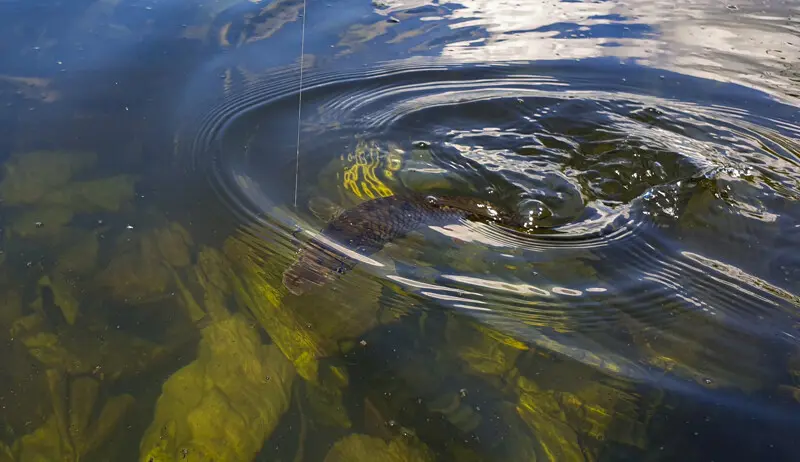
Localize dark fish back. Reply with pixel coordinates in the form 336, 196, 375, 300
282, 193, 517, 295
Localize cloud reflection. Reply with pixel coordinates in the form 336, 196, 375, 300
380, 0, 800, 103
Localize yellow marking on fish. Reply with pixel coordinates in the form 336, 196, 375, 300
342, 140, 397, 199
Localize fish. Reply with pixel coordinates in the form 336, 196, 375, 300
282, 193, 520, 295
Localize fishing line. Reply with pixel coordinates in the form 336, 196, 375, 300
294, 0, 308, 208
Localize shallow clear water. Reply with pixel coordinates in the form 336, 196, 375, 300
0, 0, 799, 461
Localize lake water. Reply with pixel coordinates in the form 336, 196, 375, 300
0, 0, 799, 461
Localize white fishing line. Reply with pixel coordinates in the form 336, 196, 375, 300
294, 0, 308, 208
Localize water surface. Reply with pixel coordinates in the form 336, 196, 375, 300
0, 0, 799, 461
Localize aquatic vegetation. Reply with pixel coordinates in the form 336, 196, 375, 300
98, 238, 172, 303
0, 289, 23, 329
139, 313, 295, 462
785, 350, 800, 403
9, 370, 134, 461
323, 433, 435, 462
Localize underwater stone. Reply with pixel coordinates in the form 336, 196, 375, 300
139, 314, 295, 462
0, 150, 96, 205
323, 433, 435, 462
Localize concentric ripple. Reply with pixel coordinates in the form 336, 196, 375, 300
175, 57, 800, 388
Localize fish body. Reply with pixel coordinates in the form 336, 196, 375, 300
282, 193, 518, 295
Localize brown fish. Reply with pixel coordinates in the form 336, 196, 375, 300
282, 193, 519, 295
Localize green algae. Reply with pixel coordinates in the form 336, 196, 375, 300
37, 274, 80, 325
97, 222, 194, 304
304, 379, 352, 429
323, 433, 435, 462
55, 231, 101, 275
0, 144, 683, 462
10, 310, 168, 382
139, 314, 295, 462
9, 207, 74, 240
0, 151, 96, 205
37, 175, 137, 213
9, 369, 134, 462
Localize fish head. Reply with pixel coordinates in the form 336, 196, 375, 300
282, 244, 348, 296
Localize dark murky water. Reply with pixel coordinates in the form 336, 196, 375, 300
0, 0, 799, 461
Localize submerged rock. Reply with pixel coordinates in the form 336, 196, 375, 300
97, 222, 194, 304
37, 175, 137, 213
10, 311, 168, 382
304, 375, 352, 429
139, 314, 295, 462
0, 150, 96, 205
37, 274, 80, 325
323, 434, 435, 462
11, 370, 134, 462
223, 234, 324, 381
154, 222, 193, 268
512, 363, 649, 461
9, 207, 74, 240
55, 231, 101, 275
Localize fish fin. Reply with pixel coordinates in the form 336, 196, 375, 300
308, 196, 346, 222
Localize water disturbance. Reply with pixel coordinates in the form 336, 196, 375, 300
0, 0, 799, 461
